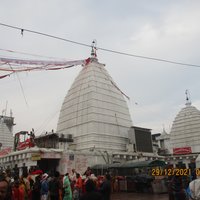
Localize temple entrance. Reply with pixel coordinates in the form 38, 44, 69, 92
37, 158, 59, 174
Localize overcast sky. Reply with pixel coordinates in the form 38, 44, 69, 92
1, 0, 200, 135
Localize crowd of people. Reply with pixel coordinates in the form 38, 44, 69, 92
168, 168, 200, 200
0, 167, 111, 200
2, 165, 200, 200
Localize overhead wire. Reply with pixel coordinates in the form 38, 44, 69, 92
35, 109, 60, 134
0, 22, 91, 48
1, 22, 200, 68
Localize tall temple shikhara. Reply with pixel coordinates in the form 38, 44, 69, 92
57, 46, 133, 152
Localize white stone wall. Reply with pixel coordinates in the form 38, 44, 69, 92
57, 152, 107, 175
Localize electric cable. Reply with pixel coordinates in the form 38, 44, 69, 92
1, 22, 200, 68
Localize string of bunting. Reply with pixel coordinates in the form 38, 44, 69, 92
0, 57, 91, 79
0, 72, 13, 79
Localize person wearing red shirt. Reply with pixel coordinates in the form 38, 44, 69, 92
12, 180, 24, 200
74, 173, 82, 200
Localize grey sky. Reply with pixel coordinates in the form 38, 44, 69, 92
1, 0, 200, 135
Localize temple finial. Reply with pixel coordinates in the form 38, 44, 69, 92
91, 40, 97, 58
185, 90, 191, 106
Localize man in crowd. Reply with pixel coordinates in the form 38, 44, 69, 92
99, 174, 111, 200
0, 176, 9, 200
48, 171, 61, 200
189, 169, 200, 200
80, 179, 102, 200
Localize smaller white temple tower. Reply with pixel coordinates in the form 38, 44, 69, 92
170, 91, 200, 154
0, 113, 15, 149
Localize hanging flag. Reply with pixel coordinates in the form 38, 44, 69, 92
0, 57, 91, 79
46, 65, 74, 70
0, 57, 86, 66
85, 57, 91, 65
0, 73, 12, 79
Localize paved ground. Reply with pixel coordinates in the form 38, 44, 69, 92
111, 192, 168, 200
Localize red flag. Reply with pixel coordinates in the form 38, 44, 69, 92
0, 73, 12, 79
85, 58, 91, 65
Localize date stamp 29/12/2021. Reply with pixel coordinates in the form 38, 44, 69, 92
151, 168, 197, 176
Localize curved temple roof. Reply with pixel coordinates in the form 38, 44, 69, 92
170, 103, 200, 153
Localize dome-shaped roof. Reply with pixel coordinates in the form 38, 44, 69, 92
56, 59, 132, 152
170, 103, 200, 153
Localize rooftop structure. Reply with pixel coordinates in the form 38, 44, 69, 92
156, 129, 171, 155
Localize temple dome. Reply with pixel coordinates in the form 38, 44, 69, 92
170, 103, 200, 153
57, 58, 132, 152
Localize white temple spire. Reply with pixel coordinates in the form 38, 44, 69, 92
57, 57, 132, 152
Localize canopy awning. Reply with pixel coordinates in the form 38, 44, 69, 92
91, 160, 166, 169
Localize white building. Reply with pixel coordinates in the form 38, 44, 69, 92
57, 55, 133, 153
170, 99, 200, 154
163, 96, 200, 168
